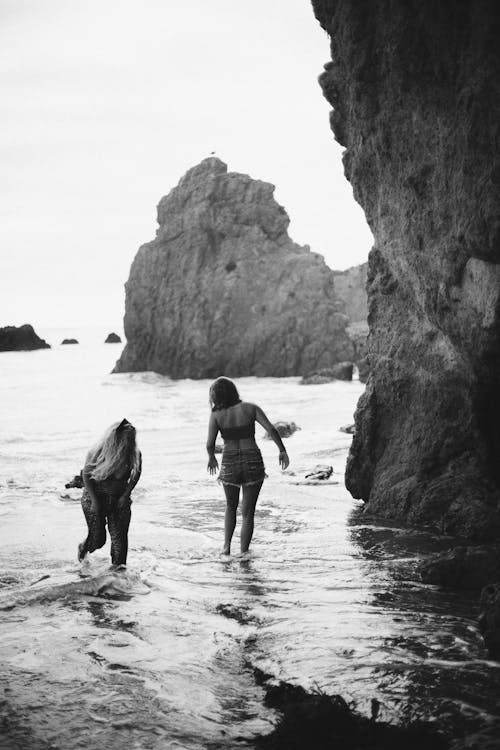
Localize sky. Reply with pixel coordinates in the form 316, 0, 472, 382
1, 0, 373, 329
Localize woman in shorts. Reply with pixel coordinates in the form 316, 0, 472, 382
206, 377, 289, 555
78, 418, 142, 566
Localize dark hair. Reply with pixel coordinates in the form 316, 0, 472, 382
209, 377, 241, 411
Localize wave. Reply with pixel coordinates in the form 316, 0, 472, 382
0, 569, 151, 610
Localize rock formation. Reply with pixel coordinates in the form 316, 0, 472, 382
105, 332, 121, 343
0, 325, 50, 351
313, 0, 500, 540
61, 338, 78, 345
333, 263, 367, 323
113, 158, 356, 378
300, 362, 353, 384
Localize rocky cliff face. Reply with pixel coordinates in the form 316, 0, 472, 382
114, 158, 356, 378
313, 0, 500, 539
333, 263, 367, 323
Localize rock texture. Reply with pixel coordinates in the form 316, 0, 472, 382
113, 158, 356, 378
313, 0, 500, 540
479, 583, 500, 658
0, 325, 50, 351
300, 361, 353, 384
333, 263, 367, 323
421, 546, 500, 590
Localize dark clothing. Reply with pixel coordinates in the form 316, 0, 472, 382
219, 446, 266, 487
80, 476, 131, 565
219, 423, 255, 441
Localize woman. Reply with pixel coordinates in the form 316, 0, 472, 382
78, 418, 142, 566
206, 377, 290, 555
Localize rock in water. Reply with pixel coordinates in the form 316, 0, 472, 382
113, 158, 355, 377
313, 1, 500, 540
264, 421, 300, 439
105, 332, 121, 343
301, 362, 353, 384
61, 338, 78, 345
0, 324, 50, 351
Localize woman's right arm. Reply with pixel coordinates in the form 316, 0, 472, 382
254, 405, 290, 469
82, 451, 100, 513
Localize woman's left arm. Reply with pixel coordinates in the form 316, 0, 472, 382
206, 413, 219, 475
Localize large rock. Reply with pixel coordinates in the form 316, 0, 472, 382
0, 325, 50, 352
421, 546, 500, 590
333, 263, 368, 323
313, 1, 500, 540
113, 158, 355, 378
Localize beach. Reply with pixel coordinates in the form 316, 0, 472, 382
1, 331, 499, 749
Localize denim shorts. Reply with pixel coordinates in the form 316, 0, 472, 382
219, 447, 266, 487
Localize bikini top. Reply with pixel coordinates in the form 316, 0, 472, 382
219, 423, 255, 441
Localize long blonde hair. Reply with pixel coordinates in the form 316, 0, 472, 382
87, 419, 140, 481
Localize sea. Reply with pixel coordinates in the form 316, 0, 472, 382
1, 327, 499, 749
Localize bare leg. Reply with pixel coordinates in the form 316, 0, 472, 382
79, 491, 106, 561
222, 484, 240, 554
108, 501, 132, 566
240, 480, 263, 553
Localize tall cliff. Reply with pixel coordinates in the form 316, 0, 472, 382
114, 158, 355, 378
333, 263, 367, 323
313, 0, 500, 539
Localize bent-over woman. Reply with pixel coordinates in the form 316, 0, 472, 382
206, 377, 289, 555
78, 418, 142, 566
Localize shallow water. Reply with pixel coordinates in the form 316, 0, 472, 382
1, 332, 499, 749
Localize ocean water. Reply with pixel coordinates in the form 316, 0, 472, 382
1, 330, 499, 749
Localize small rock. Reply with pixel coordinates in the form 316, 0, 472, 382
305, 464, 333, 480
105, 332, 122, 344
214, 443, 223, 454
61, 338, 78, 345
265, 421, 300, 439
339, 424, 356, 434
65, 472, 84, 489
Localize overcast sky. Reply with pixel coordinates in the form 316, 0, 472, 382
1, 0, 372, 328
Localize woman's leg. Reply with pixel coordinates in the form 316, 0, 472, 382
240, 480, 263, 553
79, 491, 106, 560
222, 483, 240, 554
108, 502, 132, 566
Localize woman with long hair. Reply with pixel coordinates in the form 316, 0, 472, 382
78, 418, 142, 566
206, 377, 289, 555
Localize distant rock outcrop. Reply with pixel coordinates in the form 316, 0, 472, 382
0, 325, 50, 352
105, 332, 121, 344
61, 338, 78, 345
301, 362, 353, 384
113, 158, 355, 378
333, 263, 367, 323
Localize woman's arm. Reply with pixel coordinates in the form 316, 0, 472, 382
206, 412, 219, 475
116, 452, 142, 508
82, 451, 100, 513
255, 405, 290, 469
120, 451, 142, 503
